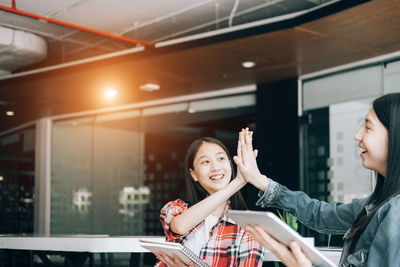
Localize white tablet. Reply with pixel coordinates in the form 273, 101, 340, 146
225, 210, 337, 267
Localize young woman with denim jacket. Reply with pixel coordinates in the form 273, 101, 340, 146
234, 93, 400, 267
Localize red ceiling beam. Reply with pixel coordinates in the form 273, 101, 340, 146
0, 3, 154, 48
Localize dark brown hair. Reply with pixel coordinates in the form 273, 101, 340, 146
184, 137, 247, 210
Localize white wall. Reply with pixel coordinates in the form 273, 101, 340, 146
329, 99, 374, 202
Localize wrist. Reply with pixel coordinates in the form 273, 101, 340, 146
256, 175, 269, 191
231, 176, 246, 189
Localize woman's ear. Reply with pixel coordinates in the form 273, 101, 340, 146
189, 169, 198, 182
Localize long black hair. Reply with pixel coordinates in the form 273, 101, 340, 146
348, 93, 400, 251
184, 137, 248, 210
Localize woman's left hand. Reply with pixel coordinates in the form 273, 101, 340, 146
245, 225, 312, 267
155, 252, 195, 267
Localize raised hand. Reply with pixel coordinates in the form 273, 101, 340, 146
233, 128, 269, 191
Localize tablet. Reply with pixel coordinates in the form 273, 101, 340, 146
225, 210, 336, 267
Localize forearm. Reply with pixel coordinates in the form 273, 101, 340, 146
171, 178, 246, 234
257, 180, 363, 234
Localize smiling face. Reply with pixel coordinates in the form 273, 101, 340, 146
355, 107, 389, 176
189, 142, 232, 195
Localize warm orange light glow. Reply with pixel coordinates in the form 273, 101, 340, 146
104, 88, 118, 100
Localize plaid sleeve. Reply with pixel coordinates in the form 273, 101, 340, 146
237, 231, 265, 267
154, 259, 166, 267
160, 199, 188, 241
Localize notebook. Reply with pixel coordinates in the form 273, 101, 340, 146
139, 239, 209, 267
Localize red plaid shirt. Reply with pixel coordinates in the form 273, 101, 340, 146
155, 199, 264, 267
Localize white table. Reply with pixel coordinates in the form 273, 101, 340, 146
0, 235, 342, 266
0, 235, 164, 267
0, 235, 164, 253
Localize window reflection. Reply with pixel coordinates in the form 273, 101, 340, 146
73, 188, 92, 213
119, 186, 150, 216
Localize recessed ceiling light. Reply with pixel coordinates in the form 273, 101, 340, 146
140, 83, 160, 92
0, 176, 3, 181
242, 61, 256, 68
188, 108, 196, 114
6, 111, 14, 116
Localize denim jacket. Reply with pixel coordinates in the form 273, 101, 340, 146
256, 179, 400, 267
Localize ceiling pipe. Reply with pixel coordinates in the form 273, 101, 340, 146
0, 1, 154, 48
0, 26, 47, 76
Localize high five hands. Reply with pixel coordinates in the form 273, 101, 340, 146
233, 128, 269, 191
234, 128, 311, 267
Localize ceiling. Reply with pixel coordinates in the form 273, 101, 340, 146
0, 0, 333, 71
1, 0, 400, 133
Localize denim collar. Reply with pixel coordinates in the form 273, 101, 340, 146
365, 203, 375, 215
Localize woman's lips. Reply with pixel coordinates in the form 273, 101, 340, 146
210, 174, 224, 181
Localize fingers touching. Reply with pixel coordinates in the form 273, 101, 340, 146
234, 128, 267, 190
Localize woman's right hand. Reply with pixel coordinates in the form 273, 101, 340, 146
234, 128, 269, 191
245, 225, 312, 267
155, 252, 195, 267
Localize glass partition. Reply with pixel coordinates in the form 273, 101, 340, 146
0, 126, 35, 234
51, 94, 256, 235
51, 116, 147, 235
300, 98, 375, 246
329, 99, 374, 202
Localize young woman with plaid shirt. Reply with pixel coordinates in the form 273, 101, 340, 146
154, 137, 264, 267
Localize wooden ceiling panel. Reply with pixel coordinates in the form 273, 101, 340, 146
1, 0, 400, 133
299, 0, 400, 52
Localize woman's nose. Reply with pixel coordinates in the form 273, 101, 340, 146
354, 127, 363, 141
210, 161, 221, 171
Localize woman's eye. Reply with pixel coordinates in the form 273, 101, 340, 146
218, 157, 225, 161
201, 160, 209, 165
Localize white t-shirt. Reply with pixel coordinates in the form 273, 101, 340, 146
183, 214, 219, 256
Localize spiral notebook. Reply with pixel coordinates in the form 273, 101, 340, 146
139, 239, 209, 267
